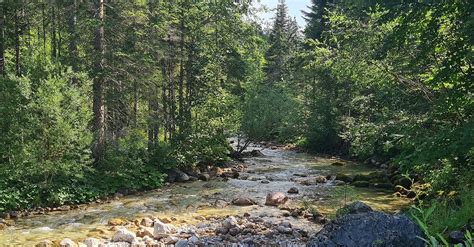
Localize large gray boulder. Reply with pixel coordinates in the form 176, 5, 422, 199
166, 169, 189, 183
309, 203, 424, 247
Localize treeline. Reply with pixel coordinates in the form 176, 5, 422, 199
0, 0, 263, 211
244, 0, 472, 194
241, 0, 473, 239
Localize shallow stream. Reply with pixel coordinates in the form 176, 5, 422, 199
0, 146, 410, 246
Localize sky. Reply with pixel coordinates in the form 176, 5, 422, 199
255, 0, 311, 29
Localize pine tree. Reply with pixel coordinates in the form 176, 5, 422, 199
264, 0, 290, 83
302, 0, 331, 40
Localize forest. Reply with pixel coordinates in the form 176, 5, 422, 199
0, 0, 472, 246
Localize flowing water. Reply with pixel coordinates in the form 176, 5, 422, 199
0, 146, 410, 246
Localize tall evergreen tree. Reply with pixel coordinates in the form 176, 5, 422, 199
264, 0, 290, 83
302, 0, 331, 40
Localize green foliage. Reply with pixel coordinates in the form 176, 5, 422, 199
410, 189, 474, 246
241, 83, 301, 141
101, 130, 164, 193
0, 57, 93, 211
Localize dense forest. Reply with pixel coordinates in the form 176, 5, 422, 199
0, 0, 472, 245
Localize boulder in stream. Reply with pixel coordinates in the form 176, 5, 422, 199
265, 192, 289, 206
287, 187, 299, 194
165, 168, 190, 183
232, 196, 257, 206
309, 202, 424, 247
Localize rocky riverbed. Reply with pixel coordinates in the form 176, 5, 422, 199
0, 144, 411, 246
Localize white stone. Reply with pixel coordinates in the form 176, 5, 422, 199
112, 228, 136, 243
222, 216, 238, 229
83, 238, 101, 247
164, 236, 179, 244
153, 219, 176, 238
60, 238, 78, 247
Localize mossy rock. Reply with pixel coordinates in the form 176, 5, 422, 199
336, 173, 353, 183
108, 218, 126, 226
394, 177, 412, 189
353, 181, 370, 187
331, 162, 345, 166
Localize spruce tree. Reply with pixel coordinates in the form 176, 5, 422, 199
264, 0, 290, 83
302, 0, 331, 40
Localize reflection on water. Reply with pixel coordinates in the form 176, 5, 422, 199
0, 146, 410, 246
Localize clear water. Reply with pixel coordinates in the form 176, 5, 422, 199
0, 146, 410, 246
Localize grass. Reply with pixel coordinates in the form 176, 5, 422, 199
409, 189, 474, 246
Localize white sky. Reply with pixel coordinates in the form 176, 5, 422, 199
254, 0, 311, 29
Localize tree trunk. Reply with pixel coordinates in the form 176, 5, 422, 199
161, 58, 168, 142
133, 80, 138, 127
68, 0, 78, 83
0, 4, 5, 76
14, 9, 20, 76
168, 32, 176, 138
178, 12, 185, 132
42, 4, 46, 52
92, 0, 106, 163
50, 6, 57, 59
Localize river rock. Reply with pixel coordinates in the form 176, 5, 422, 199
164, 236, 179, 244
108, 218, 125, 226
153, 219, 176, 238
339, 201, 373, 215
175, 240, 188, 247
334, 180, 345, 186
36, 240, 54, 247
277, 225, 293, 234
308, 209, 424, 246
223, 216, 239, 229
0, 223, 6, 230
265, 192, 288, 206
112, 228, 136, 243
331, 162, 344, 166
213, 199, 229, 208
335, 173, 353, 183
315, 176, 327, 183
136, 227, 154, 238
83, 238, 101, 247
449, 230, 465, 244
174, 169, 190, 182
229, 227, 241, 236
352, 181, 370, 187
140, 218, 153, 227
198, 173, 211, 181
287, 187, 299, 194
141, 236, 155, 245
189, 235, 200, 244
232, 196, 257, 206
210, 167, 224, 177
130, 238, 146, 247
216, 226, 229, 234
60, 238, 78, 247
99, 242, 130, 247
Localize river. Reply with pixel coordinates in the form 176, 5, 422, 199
0, 145, 410, 246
